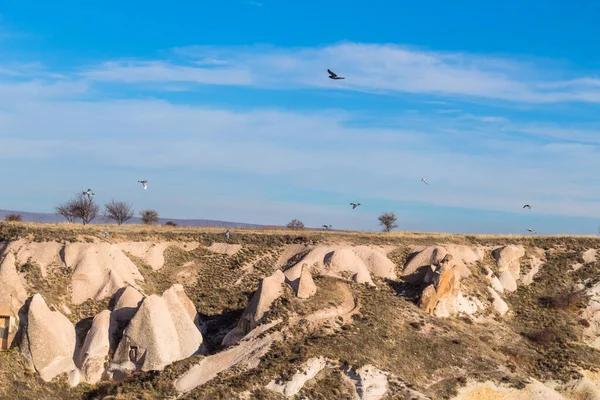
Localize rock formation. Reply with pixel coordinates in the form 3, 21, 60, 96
0, 252, 28, 329
78, 310, 113, 384
296, 264, 317, 299
65, 243, 144, 305
20, 294, 77, 382
266, 357, 328, 397
111, 286, 144, 325
222, 270, 286, 346
110, 285, 202, 373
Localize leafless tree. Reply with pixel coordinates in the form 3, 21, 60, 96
4, 213, 22, 222
287, 219, 305, 230
378, 212, 398, 232
71, 192, 99, 225
140, 209, 159, 225
55, 200, 77, 223
104, 200, 134, 225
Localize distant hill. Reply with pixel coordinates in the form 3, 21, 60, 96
0, 209, 272, 229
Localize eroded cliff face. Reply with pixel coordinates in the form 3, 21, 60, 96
1, 228, 600, 400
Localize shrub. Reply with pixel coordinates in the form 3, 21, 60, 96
140, 209, 159, 225
55, 201, 76, 223
104, 200, 134, 225
164, 221, 177, 227
287, 219, 305, 230
540, 286, 586, 310
57, 193, 99, 225
4, 213, 22, 222
378, 212, 398, 232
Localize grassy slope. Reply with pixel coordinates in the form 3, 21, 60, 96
1, 222, 600, 399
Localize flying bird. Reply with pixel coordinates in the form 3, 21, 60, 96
83, 189, 94, 200
322, 224, 332, 230
526, 228, 537, 234
328, 69, 345, 80
523, 204, 531, 209
138, 180, 148, 190
421, 178, 429, 185
350, 202, 361, 209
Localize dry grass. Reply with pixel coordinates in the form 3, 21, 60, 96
3, 223, 600, 399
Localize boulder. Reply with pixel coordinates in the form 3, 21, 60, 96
583, 249, 598, 264
487, 287, 508, 316
493, 245, 525, 281
111, 286, 144, 325
78, 310, 113, 384
21, 294, 77, 382
296, 265, 317, 299
418, 285, 437, 314
344, 365, 389, 400
176, 326, 283, 394
498, 270, 517, 293
326, 248, 374, 285
111, 285, 202, 372
402, 246, 448, 283
2, 240, 63, 277
222, 270, 286, 346
283, 245, 396, 285
351, 246, 397, 280
65, 243, 144, 305
0, 252, 28, 323
266, 357, 328, 397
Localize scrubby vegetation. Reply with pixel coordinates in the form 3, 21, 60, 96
4, 213, 22, 222
2, 224, 600, 399
140, 209, 159, 225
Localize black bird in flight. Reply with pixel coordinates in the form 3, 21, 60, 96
523, 204, 531, 209
350, 202, 361, 209
328, 69, 345, 80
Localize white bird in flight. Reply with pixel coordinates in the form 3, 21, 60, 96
83, 189, 94, 200
322, 224, 332, 230
138, 180, 147, 190
526, 228, 537, 234
350, 202, 361, 209
421, 178, 429, 185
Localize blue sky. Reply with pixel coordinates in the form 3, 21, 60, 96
2, 1, 600, 234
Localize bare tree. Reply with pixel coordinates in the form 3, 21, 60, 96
140, 209, 159, 225
4, 213, 22, 222
55, 201, 76, 223
378, 212, 398, 232
287, 219, 305, 230
104, 200, 134, 225
71, 193, 99, 225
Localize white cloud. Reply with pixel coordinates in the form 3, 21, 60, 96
79, 42, 600, 104
83, 61, 252, 85
1, 82, 600, 224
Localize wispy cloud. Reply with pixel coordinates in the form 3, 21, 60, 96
2, 41, 600, 232
1, 80, 600, 223
78, 42, 600, 104
248, 1, 263, 6
83, 61, 252, 85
